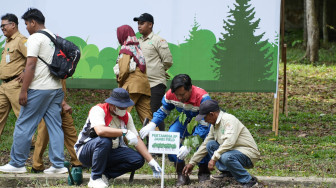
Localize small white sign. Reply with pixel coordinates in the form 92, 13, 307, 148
148, 131, 180, 155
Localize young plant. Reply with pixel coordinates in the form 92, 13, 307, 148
179, 111, 203, 152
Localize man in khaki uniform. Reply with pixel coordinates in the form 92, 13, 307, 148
183, 100, 260, 188
0, 13, 26, 138
134, 13, 173, 131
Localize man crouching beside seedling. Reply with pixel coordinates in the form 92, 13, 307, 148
140, 74, 212, 186
183, 100, 260, 188
74, 88, 161, 188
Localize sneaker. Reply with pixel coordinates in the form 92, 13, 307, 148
210, 171, 233, 180
101, 174, 109, 186
43, 166, 68, 174
0, 164, 27, 173
88, 177, 108, 188
31, 167, 44, 173
242, 177, 258, 188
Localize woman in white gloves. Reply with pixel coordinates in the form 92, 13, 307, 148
74, 88, 161, 188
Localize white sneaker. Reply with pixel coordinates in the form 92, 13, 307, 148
43, 166, 68, 174
102, 174, 109, 186
88, 177, 108, 188
0, 164, 27, 173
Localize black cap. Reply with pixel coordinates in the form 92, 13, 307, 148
133, 13, 154, 24
195, 100, 220, 121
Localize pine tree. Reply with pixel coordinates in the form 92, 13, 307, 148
212, 0, 273, 91
185, 16, 200, 42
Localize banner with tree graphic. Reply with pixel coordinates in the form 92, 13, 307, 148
0, 0, 280, 92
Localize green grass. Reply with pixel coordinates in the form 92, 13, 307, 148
0, 46, 335, 186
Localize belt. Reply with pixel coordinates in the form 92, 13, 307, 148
2, 75, 18, 83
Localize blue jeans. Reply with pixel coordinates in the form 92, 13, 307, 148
78, 137, 144, 180
168, 118, 210, 164
10, 89, 64, 168
206, 140, 253, 184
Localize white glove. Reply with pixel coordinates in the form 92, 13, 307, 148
125, 130, 138, 146
139, 122, 156, 139
177, 145, 191, 160
148, 159, 162, 178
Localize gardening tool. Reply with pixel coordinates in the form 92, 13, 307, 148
64, 161, 83, 186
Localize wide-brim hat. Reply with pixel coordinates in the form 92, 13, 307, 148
105, 88, 134, 108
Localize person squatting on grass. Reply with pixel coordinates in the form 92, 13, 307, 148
74, 88, 161, 188
183, 100, 260, 188
140, 74, 211, 186
0, 8, 66, 174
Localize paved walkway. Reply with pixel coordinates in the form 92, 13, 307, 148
0, 173, 335, 187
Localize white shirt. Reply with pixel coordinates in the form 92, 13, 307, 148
75, 105, 139, 156
26, 29, 61, 89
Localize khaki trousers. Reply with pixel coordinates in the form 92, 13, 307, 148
32, 110, 82, 170
127, 93, 153, 125
0, 81, 22, 138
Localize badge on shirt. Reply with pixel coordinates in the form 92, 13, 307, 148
6, 54, 10, 63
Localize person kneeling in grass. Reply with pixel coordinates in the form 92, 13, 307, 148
183, 99, 260, 188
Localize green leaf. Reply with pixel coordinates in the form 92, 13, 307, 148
179, 111, 187, 124
187, 118, 198, 134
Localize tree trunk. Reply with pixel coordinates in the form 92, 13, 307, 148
305, 0, 319, 62
303, 0, 307, 48
322, 0, 328, 45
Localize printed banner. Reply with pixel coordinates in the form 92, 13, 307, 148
0, 0, 280, 92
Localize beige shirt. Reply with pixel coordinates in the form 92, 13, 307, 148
139, 32, 173, 88
117, 54, 151, 96
189, 111, 260, 166
0, 31, 27, 80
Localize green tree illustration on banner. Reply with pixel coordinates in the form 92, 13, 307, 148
213, 0, 275, 91
66, 36, 118, 79
169, 17, 217, 80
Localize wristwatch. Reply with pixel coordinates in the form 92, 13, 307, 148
122, 129, 128, 136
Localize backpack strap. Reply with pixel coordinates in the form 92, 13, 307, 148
36, 30, 57, 66
37, 30, 57, 45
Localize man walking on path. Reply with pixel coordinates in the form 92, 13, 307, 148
0, 8, 66, 174
134, 13, 173, 131
32, 80, 82, 173
183, 100, 260, 188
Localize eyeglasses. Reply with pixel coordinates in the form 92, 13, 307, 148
0, 22, 13, 29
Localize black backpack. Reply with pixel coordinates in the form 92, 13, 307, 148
37, 30, 80, 79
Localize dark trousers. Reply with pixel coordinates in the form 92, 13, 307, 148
150, 84, 166, 131
78, 137, 144, 180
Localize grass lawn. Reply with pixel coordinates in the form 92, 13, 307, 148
0, 46, 335, 186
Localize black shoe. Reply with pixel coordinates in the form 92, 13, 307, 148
210, 171, 233, 180
242, 177, 258, 188
31, 167, 43, 173
198, 173, 210, 182
176, 174, 191, 186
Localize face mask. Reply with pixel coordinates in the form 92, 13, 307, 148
114, 107, 127, 116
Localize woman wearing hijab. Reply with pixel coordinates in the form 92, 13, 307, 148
114, 25, 152, 124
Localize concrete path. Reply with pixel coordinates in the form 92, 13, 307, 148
0, 173, 335, 187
